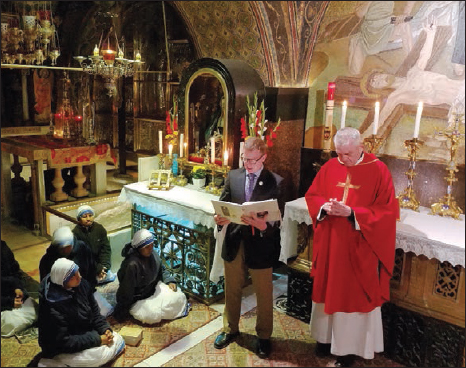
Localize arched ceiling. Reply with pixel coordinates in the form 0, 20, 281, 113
174, 1, 329, 87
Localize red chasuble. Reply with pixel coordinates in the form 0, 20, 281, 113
305, 153, 399, 314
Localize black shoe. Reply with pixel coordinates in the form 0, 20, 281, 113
256, 338, 272, 359
333, 355, 356, 367
315, 342, 331, 357
214, 331, 239, 349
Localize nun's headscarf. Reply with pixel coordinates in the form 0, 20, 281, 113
52, 226, 74, 248
77, 205, 94, 219
131, 229, 155, 249
50, 258, 79, 287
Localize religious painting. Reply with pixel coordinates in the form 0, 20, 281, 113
33, 68, 54, 124
305, 1, 465, 165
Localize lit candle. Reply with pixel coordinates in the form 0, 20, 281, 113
413, 101, 423, 139
184, 142, 188, 158
168, 144, 173, 157
179, 133, 184, 157
373, 101, 380, 135
158, 130, 163, 153
93, 44, 99, 56
210, 137, 215, 163
223, 150, 229, 166
341, 100, 347, 129
327, 82, 336, 101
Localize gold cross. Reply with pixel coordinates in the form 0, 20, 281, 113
336, 173, 360, 204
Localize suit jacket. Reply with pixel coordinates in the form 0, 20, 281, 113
219, 167, 284, 269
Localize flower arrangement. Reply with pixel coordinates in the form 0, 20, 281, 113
191, 165, 206, 179
240, 92, 281, 147
165, 97, 179, 146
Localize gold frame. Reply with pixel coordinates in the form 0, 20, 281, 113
148, 169, 173, 190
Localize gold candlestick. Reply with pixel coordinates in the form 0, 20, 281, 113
430, 113, 464, 219
157, 153, 166, 169
363, 134, 384, 154
397, 138, 423, 211
175, 157, 188, 186
205, 163, 219, 194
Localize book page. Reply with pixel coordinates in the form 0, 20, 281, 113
211, 199, 281, 225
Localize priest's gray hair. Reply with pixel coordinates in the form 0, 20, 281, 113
334, 127, 362, 148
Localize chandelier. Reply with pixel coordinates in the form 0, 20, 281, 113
73, 14, 142, 80
1, 1, 61, 65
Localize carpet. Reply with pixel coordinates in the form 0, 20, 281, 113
1, 296, 220, 367
162, 298, 405, 367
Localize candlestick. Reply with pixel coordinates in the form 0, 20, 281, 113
168, 144, 173, 157
184, 142, 188, 158
210, 137, 215, 164
179, 133, 184, 157
397, 138, 423, 211
223, 150, 228, 166
373, 101, 379, 135
413, 101, 423, 138
158, 130, 163, 153
341, 100, 347, 129
93, 44, 99, 56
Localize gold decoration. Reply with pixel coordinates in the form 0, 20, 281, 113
397, 138, 423, 211
363, 134, 384, 153
430, 111, 464, 220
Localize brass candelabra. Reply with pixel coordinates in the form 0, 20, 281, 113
157, 153, 166, 169
397, 138, 423, 211
174, 157, 188, 186
363, 134, 384, 154
205, 163, 220, 194
430, 114, 464, 220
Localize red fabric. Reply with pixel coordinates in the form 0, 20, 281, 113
305, 153, 399, 314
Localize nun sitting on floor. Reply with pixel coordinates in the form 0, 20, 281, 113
113, 229, 189, 324
37, 258, 125, 367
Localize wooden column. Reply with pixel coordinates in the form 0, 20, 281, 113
71, 165, 89, 198
49, 168, 68, 202
29, 159, 46, 236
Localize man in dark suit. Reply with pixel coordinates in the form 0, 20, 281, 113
213, 137, 283, 359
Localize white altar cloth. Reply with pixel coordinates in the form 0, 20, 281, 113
117, 181, 219, 229
280, 197, 465, 267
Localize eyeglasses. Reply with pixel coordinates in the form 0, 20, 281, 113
241, 154, 264, 165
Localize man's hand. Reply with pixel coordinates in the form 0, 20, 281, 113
13, 289, 24, 309
241, 211, 268, 231
97, 269, 107, 281
101, 329, 114, 345
168, 282, 177, 292
214, 214, 231, 226
322, 198, 352, 217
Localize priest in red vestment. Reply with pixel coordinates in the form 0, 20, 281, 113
305, 127, 399, 367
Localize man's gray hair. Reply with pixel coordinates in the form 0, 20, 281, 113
333, 127, 362, 148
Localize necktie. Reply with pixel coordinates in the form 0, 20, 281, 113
245, 173, 256, 202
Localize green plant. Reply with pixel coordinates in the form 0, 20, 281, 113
191, 166, 206, 179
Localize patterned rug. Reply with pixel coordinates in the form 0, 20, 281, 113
1, 297, 220, 367
162, 298, 405, 367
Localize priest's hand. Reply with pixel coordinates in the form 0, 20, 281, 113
168, 282, 177, 292
324, 198, 352, 217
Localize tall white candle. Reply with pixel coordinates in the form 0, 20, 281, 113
168, 144, 173, 157
210, 137, 215, 163
413, 101, 423, 139
373, 101, 380, 135
158, 130, 163, 153
341, 100, 347, 129
223, 150, 228, 166
179, 133, 184, 157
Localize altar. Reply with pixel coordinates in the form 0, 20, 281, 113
281, 197, 465, 367
1, 135, 116, 235
118, 181, 224, 305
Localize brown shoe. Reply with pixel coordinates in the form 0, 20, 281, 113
256, 338, 272, 359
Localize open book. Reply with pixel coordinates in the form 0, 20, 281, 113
211, 199, 281, 225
